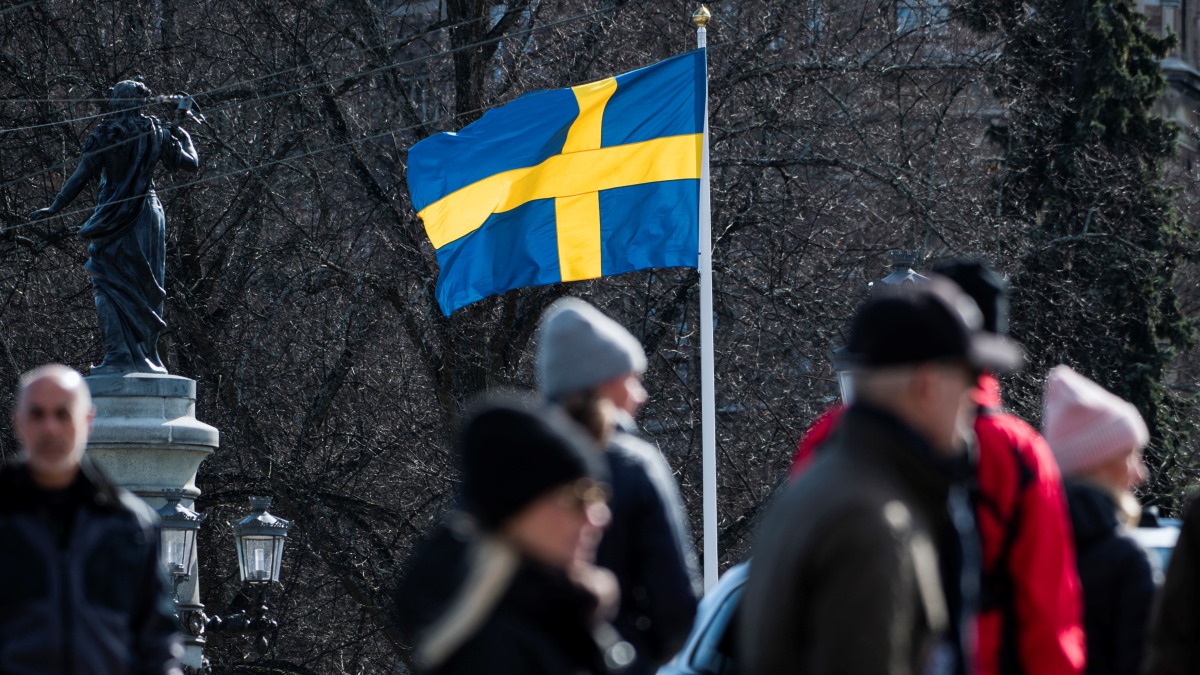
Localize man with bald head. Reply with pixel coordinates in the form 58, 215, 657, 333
0, 364, 182, 674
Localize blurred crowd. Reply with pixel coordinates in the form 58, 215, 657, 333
6, 259, 1200, 675
393, 259, 1200, 675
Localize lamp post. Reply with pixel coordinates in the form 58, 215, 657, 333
157, 489, 208, 640
833, 250, 930, 402
869, 249, 929, 291
86, 373, 219, 670
203, 497, 291, 658
232, 496, 291, 584
831, 346, 855, 404
158, 489, 205, 582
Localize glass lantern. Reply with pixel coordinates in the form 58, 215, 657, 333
156, 489, 205, 581
830, 347, 855, 404
868, 250, 929, 292
233, 496, 290, 584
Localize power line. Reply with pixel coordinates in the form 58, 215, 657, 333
0, 1, 36, 16
0, 1, 629, 134
2, 103, 489, 235
0, 2, 627, 190
0, 10, 500, 106
6, 5, 698, 236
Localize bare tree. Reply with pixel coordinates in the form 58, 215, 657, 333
1, 0, 1196, 672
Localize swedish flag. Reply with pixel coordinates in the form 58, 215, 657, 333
408, 50, 706, 315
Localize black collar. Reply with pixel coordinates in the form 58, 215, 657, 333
0, 456, 123, 513
831, 403, 973, 501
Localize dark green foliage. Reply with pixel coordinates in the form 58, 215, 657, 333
964, 0, 1198, 506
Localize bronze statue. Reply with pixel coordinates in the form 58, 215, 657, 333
29, 80, 199, 375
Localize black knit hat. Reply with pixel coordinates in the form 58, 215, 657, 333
931, 258, 1010, 335
458, 394, 606, 531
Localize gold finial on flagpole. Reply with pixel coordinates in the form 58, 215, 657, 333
692, 4, 712, 28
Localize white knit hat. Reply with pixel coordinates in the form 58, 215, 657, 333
1042, 365, 1149, 476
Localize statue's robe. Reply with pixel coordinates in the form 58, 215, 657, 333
68, 116, 194, 372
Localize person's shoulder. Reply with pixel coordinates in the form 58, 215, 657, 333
0, 461, 26, 487
1181, 491, 1200, 522
977, 410, 1062, 480
806, 441, 889, 491
0, 462, 33, 513
77, 459, 156, 524
757, 475, 916, 582
608, 430, 662, 465
772, 455, 895, 530
114, 488, 159, 529
608, 431, 678, 491
1114, 529, 1158, 575
84, 118, 138, 152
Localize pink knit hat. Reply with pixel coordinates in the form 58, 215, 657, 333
1042, 365, 1149, 476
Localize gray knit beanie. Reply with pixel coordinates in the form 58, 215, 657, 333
536, 298, 648, 400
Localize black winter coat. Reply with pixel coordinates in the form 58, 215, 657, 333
395, 522, 623, 675
596, 431, 698, 673
0, 460, 181, 675
1142, 492, 1200, 675
435, 561, 613, 674
1065, 481, 1156, 675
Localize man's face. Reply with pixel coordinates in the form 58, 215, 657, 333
14, 378, 92, 485
918, 361, 979, 456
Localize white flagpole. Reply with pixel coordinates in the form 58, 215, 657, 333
693, 4, 717, 592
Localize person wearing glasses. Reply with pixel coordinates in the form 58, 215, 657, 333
394, 396, 632, 674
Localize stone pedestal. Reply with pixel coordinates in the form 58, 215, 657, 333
85, 373, 218, 672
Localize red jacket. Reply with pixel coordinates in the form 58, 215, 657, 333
789, 376, 1086, 675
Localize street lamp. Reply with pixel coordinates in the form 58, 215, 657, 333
831, 346, 855, 404
834, 250, 930, 402
232, 496, 291, 584
157, 489, 205, 583
868, 250, 929, 290
203, 496, 291, 659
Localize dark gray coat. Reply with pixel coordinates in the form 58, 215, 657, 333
739, 403, 969, 675
0, 460, 181, 675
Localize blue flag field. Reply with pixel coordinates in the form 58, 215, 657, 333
408, 49, 706, 315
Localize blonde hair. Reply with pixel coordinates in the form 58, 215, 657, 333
558, 390, 618, 447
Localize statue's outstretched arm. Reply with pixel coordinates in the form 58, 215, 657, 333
169, 126, 200, 171
28, 152, 100, 221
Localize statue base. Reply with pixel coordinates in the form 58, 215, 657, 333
85, 372, 218, 671
85, 372, 218, 496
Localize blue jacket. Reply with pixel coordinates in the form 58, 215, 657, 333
597, 428, 699, 673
